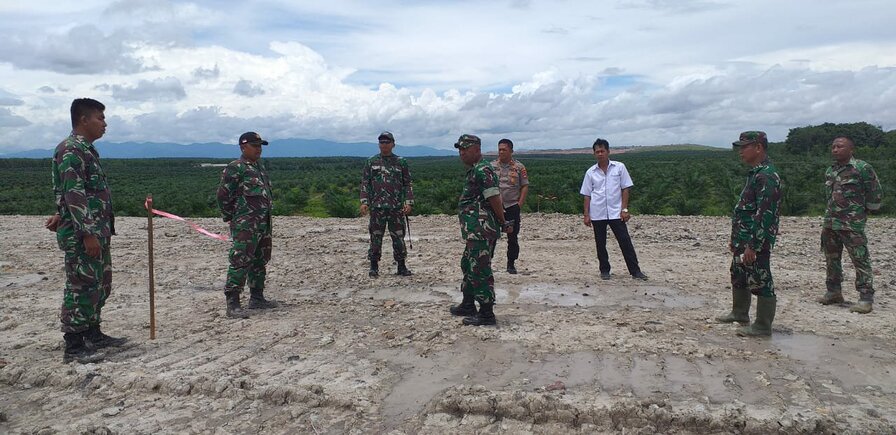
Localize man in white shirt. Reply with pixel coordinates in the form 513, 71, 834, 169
580, 138, 648, 281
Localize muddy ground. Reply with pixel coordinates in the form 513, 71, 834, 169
1, 214, 894, 434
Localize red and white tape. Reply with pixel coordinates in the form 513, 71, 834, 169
144, 198, 230, 241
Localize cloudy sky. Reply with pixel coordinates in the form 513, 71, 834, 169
1, 0, 895, 153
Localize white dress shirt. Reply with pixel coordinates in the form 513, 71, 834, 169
580, 160, 634, 221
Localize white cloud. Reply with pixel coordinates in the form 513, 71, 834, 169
616, 0, 729, 14
0, 0, 895, 153
233, 79, 265, 97
0, 90, 24, 106
0, 108, 31, 128
111, 77, 187, 102
0, 24, 148, 74
192, 64, 220, 81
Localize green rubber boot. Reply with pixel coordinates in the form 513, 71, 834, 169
737, 296, 776, 337
716, 287, 751, 323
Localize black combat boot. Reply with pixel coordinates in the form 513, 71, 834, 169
506, 260, 517, 274
396, 260, 413, 276
225, 291, 249, 319
369, 260, 379, 278
248, 288, 279, 309
450, 293, 477, 316
63, 332, 99, 363
86, 324, 128, 348
462, 302, 497, 326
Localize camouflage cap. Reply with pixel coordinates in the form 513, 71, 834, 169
454, 134, 481, 149
732, 131, 767, 147
378, 131, 395, 142
239, 131, 268, 146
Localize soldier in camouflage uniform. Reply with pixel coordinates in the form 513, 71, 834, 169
450, 134, 513, 326
817, 136, 883, 314
360, 131, 414, 277
48, 98, 127, 363
217, 132, 278, 319
492, 138, 529, 274
717, 131, 783, 337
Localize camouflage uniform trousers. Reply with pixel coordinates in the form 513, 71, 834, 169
821, 228, 874, 301
60, 237, 112, 333
460, 239, 497, 304
226, 223, 272, 293
730, 249, 775, 298
368, 208, 407, 262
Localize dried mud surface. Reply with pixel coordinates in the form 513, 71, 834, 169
1, 214, 895, 434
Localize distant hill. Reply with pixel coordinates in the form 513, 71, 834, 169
623, 143, 725, 153
1, 138, 456, 159
487, 143, 724, 155
3, 140, 725, 159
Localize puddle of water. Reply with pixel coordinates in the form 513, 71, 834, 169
373, 345, 770, 430
297, 283, 704, 310
496, 283, 705, 309
771, 333, 832, 364
769, 333, 896, 391
0, 273, 48, 288
372, 341, 527, 430
373, 332, 896, 429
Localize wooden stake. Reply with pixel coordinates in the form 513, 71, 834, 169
146, 194, 156, 340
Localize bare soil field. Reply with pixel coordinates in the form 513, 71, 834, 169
1, 214, 894, 434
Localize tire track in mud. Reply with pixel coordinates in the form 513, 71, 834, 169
368, 327, 896, 433
417, 354, 894, 433
425, 385, 849, 434
2, 215, 895, 433
0, 314, 368, 432
1, 349, 356, 411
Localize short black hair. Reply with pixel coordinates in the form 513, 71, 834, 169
498, 138, 514, 150
833, 136, 855, 147
70, 98, 105, 128
592, 138, 610, 151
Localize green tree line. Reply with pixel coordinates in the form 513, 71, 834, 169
785, 121, 896, 154
1, 122, 892, 219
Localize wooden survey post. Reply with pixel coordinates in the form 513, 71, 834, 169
146, 195, 156, 340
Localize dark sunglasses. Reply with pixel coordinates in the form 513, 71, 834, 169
378, 140, 393, 144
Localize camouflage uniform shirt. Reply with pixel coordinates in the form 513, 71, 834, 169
459, 160, 501, 241
217, 158, 273, 231
360, 154, 414, 209
731, 157, 782, 251
52, 133, 113, 247
824, 158, 882, 232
